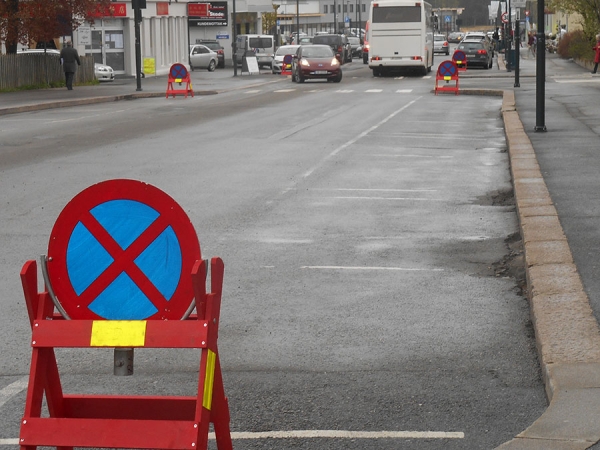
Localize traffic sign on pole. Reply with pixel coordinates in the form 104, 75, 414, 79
47, 179, 201, 320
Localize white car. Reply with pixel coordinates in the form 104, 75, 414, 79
94, 62, 115, 81
271, 45, 300, 73
433, 34, 449, 55
189, 44, 218, 72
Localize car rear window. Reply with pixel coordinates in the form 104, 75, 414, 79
313, 35, 338, 45
458, 42, 484, 50
249, 37, 272, 48
372, 5, 421, 23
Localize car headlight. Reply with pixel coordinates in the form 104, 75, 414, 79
331, 58, 340, 66
300, 58, 310, 67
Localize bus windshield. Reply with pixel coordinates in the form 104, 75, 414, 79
372, 5, 421, 23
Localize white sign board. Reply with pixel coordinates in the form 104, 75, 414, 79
243, 55, 260, 74
78, 27, 91, 46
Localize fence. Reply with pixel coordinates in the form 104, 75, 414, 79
0, 54, 95, 90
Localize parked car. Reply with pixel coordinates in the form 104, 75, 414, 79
235, 34, 275, 69
462, 32, 494, 56
312, 34, 352, 63
348, 36, 362, 57
94, 63, 115, 81
447, 32, 464, 43
272, 44, 300, 74
189, 44, 218, 71
454, 40, 493, 69
291, 44, 342, 83
17, 49, 115, 82
298, 36, 314, 45
433, 34, 449, 55
196, 39, 225, 68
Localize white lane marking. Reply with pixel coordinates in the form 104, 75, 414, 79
336, 89, 354, 93
396, 89, 413, 93
301, 266, 444, 271
324, 196, 439, 200
394, 76, 405, 80
553, 78, 600, 83
371, 154, 454, 158
366, 89, 383, 93
308, 89, 325, 92
244, 89, 261, 93
0, 430, 464, 445
300, 98, 420, 180
422, 76, 432, 79
274, 89, 296, 92
0, 376, 28, 409
314, 188, 437, 192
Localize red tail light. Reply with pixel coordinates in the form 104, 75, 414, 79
477, 49, 488, 55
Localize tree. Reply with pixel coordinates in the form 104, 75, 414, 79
1, 0, 113, 53
548, 0, 600, 38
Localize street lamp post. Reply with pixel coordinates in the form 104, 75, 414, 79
334, 0, 338, 33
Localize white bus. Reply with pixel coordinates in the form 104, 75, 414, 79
367, 0, 434, 76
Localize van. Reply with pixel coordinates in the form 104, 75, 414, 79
235, 34, 275, 69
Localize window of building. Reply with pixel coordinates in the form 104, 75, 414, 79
324, 4, 328, 13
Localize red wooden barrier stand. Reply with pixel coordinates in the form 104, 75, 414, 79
19, 180, 232, 450
166, 63, 194, 98
435, 60, 459, 95
281, 55, 293, 76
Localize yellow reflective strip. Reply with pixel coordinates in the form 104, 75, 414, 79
456, 60, 462, 64
175, 78, 182, 82
202, 350, 216, 410
444, 76, 451, 81
90, 321, 147, 347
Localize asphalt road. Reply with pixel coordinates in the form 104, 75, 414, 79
0, 61, 546, 449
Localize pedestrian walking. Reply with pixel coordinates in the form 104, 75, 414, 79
59, 41, 81, 90
527, 32, 536, 58
592, 34, 600, 74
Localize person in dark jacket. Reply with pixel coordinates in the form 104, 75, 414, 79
59, 41, 81, 90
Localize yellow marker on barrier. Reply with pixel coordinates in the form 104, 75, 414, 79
90, 321, 147, 347
203, 349, 217, 410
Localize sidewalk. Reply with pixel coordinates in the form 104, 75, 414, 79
0, 68, 284, 116
3, 55, 600, 449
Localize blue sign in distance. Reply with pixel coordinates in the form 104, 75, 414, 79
438, 60, 457, 77
445, 15, 451, 23
345, 16, 350, 23
170, 63, 188, 79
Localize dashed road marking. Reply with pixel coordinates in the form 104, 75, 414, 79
396, 89, 413, 93
0, 430, 464, 445
0, 377, 28, 409
244, 89, 261, 93
301, 266, 444, 271
274, 89, 296, 92
366, 89, 383, 92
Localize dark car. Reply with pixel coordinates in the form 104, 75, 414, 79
291, 44, 342, 83
197, 39, 225, 68
348, 36, 362, 57
454, 40, 493, 69
312, 34, 352, 64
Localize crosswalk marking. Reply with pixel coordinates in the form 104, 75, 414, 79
243, 88, 415, 94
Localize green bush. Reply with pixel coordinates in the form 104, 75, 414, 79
557, 30, 596, 61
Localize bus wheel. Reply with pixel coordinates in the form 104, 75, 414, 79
372, 68, 381, 77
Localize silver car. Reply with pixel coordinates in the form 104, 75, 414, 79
189, 44, 218, 72
271, 45, 300, 74
94, 63, 114, 81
